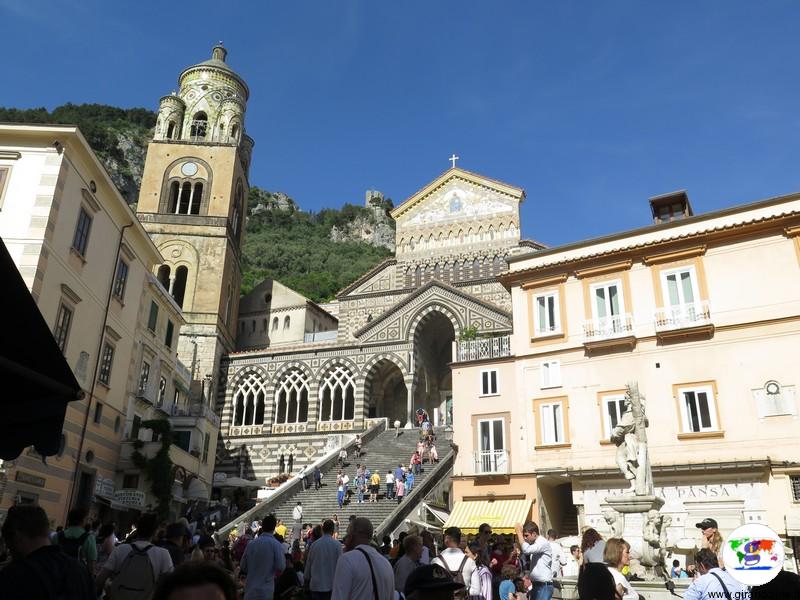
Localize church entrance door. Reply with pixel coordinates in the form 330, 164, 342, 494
364, 359, 407, 425
412, 310, 455, 425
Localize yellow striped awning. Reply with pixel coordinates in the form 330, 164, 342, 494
443, 499, 532, 535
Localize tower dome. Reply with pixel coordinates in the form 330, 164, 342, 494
174, 44, 249, 144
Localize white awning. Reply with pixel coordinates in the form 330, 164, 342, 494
422, 503, 450, 524
187, 478, 210, 500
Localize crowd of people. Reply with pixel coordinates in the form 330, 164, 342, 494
2, 500, 800, 600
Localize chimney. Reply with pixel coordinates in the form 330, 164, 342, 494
649, 190, 693, 225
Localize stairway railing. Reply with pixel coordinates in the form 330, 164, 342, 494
214, 418, 388, 542
374, 446, 455, 542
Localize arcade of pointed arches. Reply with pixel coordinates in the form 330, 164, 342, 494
397, 221, 518, 254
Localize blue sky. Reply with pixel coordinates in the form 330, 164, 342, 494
3, 1, 800, 246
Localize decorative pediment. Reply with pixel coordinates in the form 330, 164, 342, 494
391, 168, 524, 230
353, 280, 512, 344
338, 259, 396, 298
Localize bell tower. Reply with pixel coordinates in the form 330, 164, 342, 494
137, 44, 254, 405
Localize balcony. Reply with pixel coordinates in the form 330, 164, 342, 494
474, 449, 509, 475
169, 402, 221, 428
456, 335, 511, 363
303, 330, 338, 343
119, 440, 203, 475
582, 314, 636, 352
654, 301, 713, 341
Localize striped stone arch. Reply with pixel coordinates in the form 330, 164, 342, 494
405, 301, 463, 340
316, 356, 361, 384
360, 352, 408, 389
221, 365, 269, 430
272, 360, 313, 386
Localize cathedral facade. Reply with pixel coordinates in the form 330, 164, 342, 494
215, 168, 543, 482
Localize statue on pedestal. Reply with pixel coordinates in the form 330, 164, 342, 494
610, 382, 652, 497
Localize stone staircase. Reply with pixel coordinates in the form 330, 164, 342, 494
273, 428, 449, 536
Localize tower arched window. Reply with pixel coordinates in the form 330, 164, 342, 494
172, 266, 188, 308
271, 317, 279, 331
168, 181, 180, 213
190, 182, 203, 214
283, 316, 291, 330
232, 181, 244, 241
171, 179, 204, 215
157, 265, 171, 290
274, 369, 309, 425
319, 365, 355, 421
167, 122, 176, 139
190, 112, 208, 140
231, 123, 240, 142
231, 372, 266, 427
218, 123, 225, 141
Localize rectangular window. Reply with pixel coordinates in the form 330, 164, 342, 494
53, 303, 73, 353
477, 418, 506, 473
173, 430, 192, 452
601, 393, 627, 439
158, 376, 167, 407
98, 343, 115, 385
93, 402, 103, 424
122, 473, 140, 489
113, 259, 129, 301
138, 361, 150, 395
147, 301, 159, 332
677, 384, 718, 433
202, 432, 210, 464
791, 476, 800, 502
72, 207, 92, 257
541, 360, 561, 388
131, 415, 142, 440
0, 166, 10, 210
533, 291, 560, 335
540, 401, 565, 445
480, 370, 498, 395
165, 320, 174, 348
662, 267, 699, 307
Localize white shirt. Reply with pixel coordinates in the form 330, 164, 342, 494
104, 540, 173, 579
332, 544, 395, 600
563, 555, 580, 577
386, 473, 395, 484
684, 567, 749, 600
583, 540, 606, 564
432, 547, 478, 595
306, 534, 342, 592
520, 535, 553, 583
420, 546, 431, 565
241, 533, 287, 600
548, 540, 565, 577
608, 566, 638, 600
293, 505, 303, 521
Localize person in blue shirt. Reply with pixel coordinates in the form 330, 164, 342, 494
684, 548, 747, 600
240, 514, 286, 600
405, 469, 414, 493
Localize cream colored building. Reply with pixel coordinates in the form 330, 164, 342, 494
0, 124, 162, 525
450, 190, 800, 562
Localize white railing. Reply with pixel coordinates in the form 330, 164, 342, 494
474, 449, 509, 475
303, 330, 338, 342
169, 403, 221, 428
175, 360, 192, 384
457, 335, 511, 362
582, 314, 634, 343
654, 301, 712, 331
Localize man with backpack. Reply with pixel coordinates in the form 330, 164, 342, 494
95, 512, 174, 600
0, 505, 95, 599
56, 507, 97, 575
431, 526, 476, 599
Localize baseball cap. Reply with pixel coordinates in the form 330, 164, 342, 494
405, 564, 465, 595
695, 518, 718, 529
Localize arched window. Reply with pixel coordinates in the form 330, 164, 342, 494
172, 266, 188, 308
167, 122, 176, 139
414, 265, 422, 287
271, 317, 279, 331
283, 316, 291, 330
168, 181, 180, 213
190, 112, 208, 140
231, 123, 240, 142
218, 123, 225, 141
319, 365, 355, 421
404, 267, 413, 288
472, 258, 482, 279
433, 262, 441, 280
232, 372, 266, 427
274, 369, 309, 424
157, 264, 171, 290
190, 182, 203, 215
232, 181, 244, 241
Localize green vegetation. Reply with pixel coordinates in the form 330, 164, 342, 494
243, 199, 393, 302
131, 419, 174, 519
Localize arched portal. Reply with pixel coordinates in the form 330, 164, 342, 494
364, 358, 407, 424
412, 309, 455, 426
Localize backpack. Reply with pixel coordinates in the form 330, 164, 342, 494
109, 543, 156, 600
441, 554, 469, 600
57, 530, 89, 562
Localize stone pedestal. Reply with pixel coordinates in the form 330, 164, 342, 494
605, 494, 665, 514
603, 495, 667, 581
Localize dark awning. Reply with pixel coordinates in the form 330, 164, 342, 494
0, 237, 84, 460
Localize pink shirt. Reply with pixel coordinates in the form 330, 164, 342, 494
396, 480, 405, 496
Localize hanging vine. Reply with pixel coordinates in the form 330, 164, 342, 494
131, 418, 174, 518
